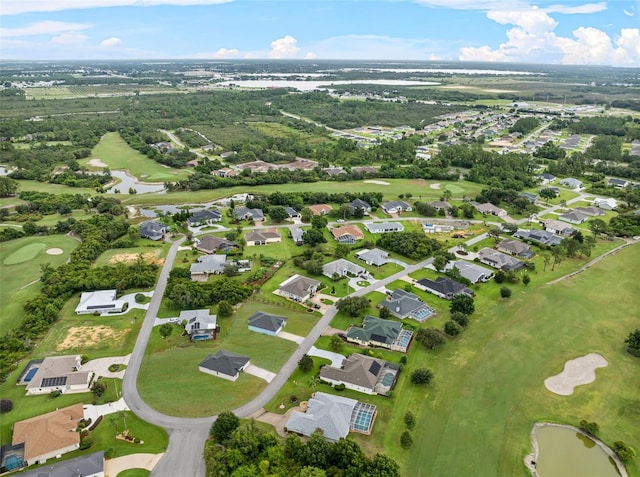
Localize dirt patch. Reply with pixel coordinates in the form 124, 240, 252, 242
363, 180, 390, 186
88, 158, 109, 168
46, 248, 64, 255
430, 183, 441, 189
108, 251, 164, 266
57, 326, 128, 350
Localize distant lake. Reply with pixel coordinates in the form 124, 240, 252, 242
217, 79, 440, 91
107, 170, 165, 195
325, 67, 541, 75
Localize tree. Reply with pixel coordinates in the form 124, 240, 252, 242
223, 264, 239, 277
410, 368, 434, 385
217, 300, 233, 317
298, 354, 313, 372
302, 228, 327, 246
500, 287, 512, 299
416, 328, 447, 350
0, 399, 13, 413
91, 380, 106, 398
613, 441, 636, 462
400, 430, 413, 449
624, 329, 640, 357
211, 411, 240, 443
0, 177, 18, 198
404, 411, 416, 430
329, 335, 343, 352
433, 255, 447, 272
378, 306, 390, 319
539, 187, 558, 200
542, 253, 551, 272
450, 294, 475, 315
588, 218, 608, 239
311, 215, 328, 229
269, 206, 289, 223
523, 274, 531, 286
451, 312, 469, 328
444, 320, 462, 337
335, 296, 370, 317
159, 323, 173, 338
494, 270, 506, 284
334, 244, 350, 259
579, 420, 599, 436
551, 247, 565, 271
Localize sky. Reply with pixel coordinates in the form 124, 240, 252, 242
1, 0, 639, 66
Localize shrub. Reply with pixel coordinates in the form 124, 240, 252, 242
404, 411, 416, 430
81, 354, 90, 364
400, 430, 414, 449
614, 441, 636, 462
134, 293, 146, 303
416, 328, 447, 350
500, 287, 512, 299
579, 420, 599, 436
410, 368, 434, 385
0, 399, 13, 413
451, 312, 469, 328
334, 383, 346, 391
49, 390, 61, 398
79, 436, 94, 450
444, 320, 462, 337
105, 447, 115, 459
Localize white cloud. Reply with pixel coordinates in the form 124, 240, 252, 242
304, 52, 317, 60
51, 33, 88, 44
192, 47, 241, 58
100, 37, 123, 47
0, 21, 92, 38
624, 6, 635, 16
306, 34, 446, 60
2, 0, 233, 16
414, 0, 606, 13
488, 9, 558, 35
269, 35, 300, 59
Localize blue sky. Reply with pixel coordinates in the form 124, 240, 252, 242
1, 0, 639, 65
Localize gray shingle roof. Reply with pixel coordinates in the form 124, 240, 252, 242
248, 311, 286, 333
285, 392, 357, 442
417, 277, 473, 298
199, 350, 249, 377
187, 209, 222, 225
17, 451, 104, 477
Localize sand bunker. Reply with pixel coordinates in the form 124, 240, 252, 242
363, 180, 390, 186
544, 353, 607, 396
108, 251, 164, 265
46, 248, 64, 255
430, 183, 441, 189
88, 158, 109, 168
57, 325, 128, 350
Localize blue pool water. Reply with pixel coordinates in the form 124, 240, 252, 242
23, 367, 38, 382
4, 454, 24, 470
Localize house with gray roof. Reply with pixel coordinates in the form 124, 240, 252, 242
75, 289, 126, 315
364, 222, 404, 234
190, 255, 227, 281
140, 220, 169, 240
573, 206, 605, 217
22, 355, 92, 396
199, 350, 249, 381
320, 354, 398, 396
415, 277, 474, 300
428, 201, 452, 211
248, 311, 286, 336
608, 178, 629, 188
537, 172, 556, 184
379, 289, 435, 322
322, 259, 365, 279
233, 206, 264, 221
381, 200, 412, 214
514, 229, 564, 246
440, 260, 493, 284
17, 451, 104, 477
355, 248, 389, 266
497, 239, 535, 259
346, 316, 413, 353
245, 229, 281, 246
187, 209, 222, 226
519, 192, 538, 203
478, 248, 525, 271
285, 392, 376, 442
277, 275, 321, 302
560, 177, 583, 189
540, 219, 576, 237
290, 227, 305, 245
284, 207, 300, 218
349, 198, 371, 213
181, 309, 218, 340
473, 202, 507, 217
559, 210, 588, 225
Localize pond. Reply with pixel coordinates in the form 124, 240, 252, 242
107, 170, 166, 195
533, 425, 621, 477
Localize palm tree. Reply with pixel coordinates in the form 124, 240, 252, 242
542, 253, 551, 272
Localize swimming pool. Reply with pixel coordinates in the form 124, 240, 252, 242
23, 367, 38, 383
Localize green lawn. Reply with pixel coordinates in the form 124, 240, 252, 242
80, 132, 192, 182
117, 470, 151, 477
0, 234, 79, 331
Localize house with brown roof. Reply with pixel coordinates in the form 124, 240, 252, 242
277, 275, 321, 302
319, 354, 399, 396
22, 355, 92, 396
331, 225, 364, 244
473, 202, 508, 217
308, 204, 333, 216
194, 235, 237, 254
245, 229, 281, 246
12, 404, 83, 466
497, 238, 535, 259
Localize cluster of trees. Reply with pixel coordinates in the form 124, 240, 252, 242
165, 268, 252, 309
376, 232, 441, 260
413, 296, 474, 350
509, 117, 540, 135
625, 329, 640, 357
206, 415, 401, 477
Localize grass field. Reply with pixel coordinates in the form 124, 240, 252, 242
81, 132, 192, 182
117, 470, 151, 477
0, 235, 79, 331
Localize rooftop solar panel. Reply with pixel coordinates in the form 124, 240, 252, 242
41, 376, 67, 387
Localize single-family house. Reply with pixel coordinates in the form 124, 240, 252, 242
519, 192, 538, 204
285, 392, 376, 442
308, 204, 333, 216
423, 222, 454, 234
440, 260, 493, 284
574, 206, 605, 217
181, 309, 218, 340
513, 229, 563, 246
379, 289, 435, 322
190, 255, 227, 281
22, 355, 92, 396
415, 277, 474, 300
322, 259, 366, 279
497, 239, 535, 259
593, 198, 618, 211
608, 178, 629, 188
559, 210, 588, 225
216, 168, 238, 178
320, 354, 399, 396
16, 451, 104, 477
331, 225, 364, 244
290, 227, 305, 245
380, 201, 412, 214
355, 248, 389, 266
12, 404, 84, 466
233, 206, 264, 222
349, 198, 371, 214
324, 167, 347, 177
278, 275, 321, 302
247, 311, 286, 336
139, 221, 169, 241
187, 209, 222, 226
474, 202, 508, 217
478, 248, 525, 271
194, 235, 237, 254
538, 172, 556, 184
364, 221, 404, 233
540, 219, 576, 237
245, 229, 281, 246
560, 177, 583, 189
284, 207, 300, 219
346, 315, 413, 353
75, 289, 126, 315
428, 201, 452, 212
199, 350, 250, 382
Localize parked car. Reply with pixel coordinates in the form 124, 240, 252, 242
168, 317, 179, 323
313, 303, 321, 309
